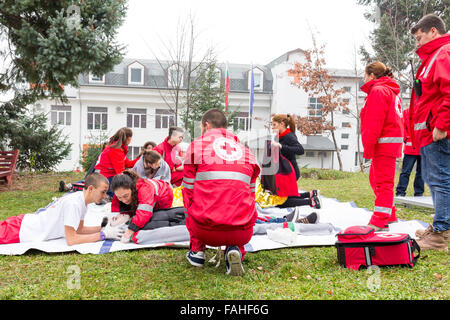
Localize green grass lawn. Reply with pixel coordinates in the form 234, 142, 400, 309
0, 170, 448, 300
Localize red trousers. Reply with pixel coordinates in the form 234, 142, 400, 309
0, 214, 24, 244
186, 216, 253, 259
368, 155, 398, 228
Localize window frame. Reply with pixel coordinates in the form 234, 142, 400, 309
51, 105, 72, 126
127, 108, 147, 129
155, 109, 175, 129
248, 67, 264, 91
87, 106, 108, 130
127, 61, 145, 86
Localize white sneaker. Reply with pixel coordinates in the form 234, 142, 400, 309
186, 250, 205, 267
225, 246, 244, 276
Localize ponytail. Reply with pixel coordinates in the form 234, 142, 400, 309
109, 127, 133, 149
365, 61, 394, 79
272, 114, 296, 134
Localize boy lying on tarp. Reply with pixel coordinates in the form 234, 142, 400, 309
0, 173, 126, 246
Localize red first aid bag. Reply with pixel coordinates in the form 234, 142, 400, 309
335, 226, 420, 270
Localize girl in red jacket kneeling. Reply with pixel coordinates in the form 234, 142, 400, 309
361, 62, 404, 231
94, 127, 140, 197
110, 170, 174, 243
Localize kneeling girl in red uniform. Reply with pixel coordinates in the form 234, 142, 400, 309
360, 61, 404, 231
110, 170, 174, 243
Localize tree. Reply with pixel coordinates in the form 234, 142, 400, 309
7, 111, 71, 172
145, 14, 212, 127
0, 0, 127, 144
181, 55, 237, 138
358, 0, 449, 89
289, 35, 350, 171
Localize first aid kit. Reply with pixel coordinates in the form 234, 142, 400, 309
335, 226, 420, 270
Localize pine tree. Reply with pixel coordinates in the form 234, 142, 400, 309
182, 58, 237, 138
0, 0, 127, 144
358, 0, 449, 88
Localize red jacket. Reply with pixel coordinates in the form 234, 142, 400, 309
402, 108, 420, 156
154, 137, 183, 186
94, 143, 139, 178
181, 128, 260, 231
360, 76, 404, 159
111, 178, 173, 232
409, 34, 450, 149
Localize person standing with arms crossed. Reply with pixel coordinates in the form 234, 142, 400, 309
409, 14, 450, 251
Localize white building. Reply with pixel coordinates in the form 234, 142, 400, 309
33, 48, 372, 172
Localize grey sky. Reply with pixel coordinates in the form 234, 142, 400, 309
116, 0, 375, 69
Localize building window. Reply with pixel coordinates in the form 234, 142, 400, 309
232, 112, 250, 131
127, 61, 144, 85
168, 64, 184, 88
51, 105, 71, 126
155, 109, 175, 129
305, 151, 315, 157
344, 86, 351, 92
308, 97, 323, 118
341, 133, 349, 139
88, 73, 105, 84
87, 107, 108, 130
126, 146, 141, 160
127, 108, 147, 128
342, 122, 351, 128
248, 68, 263, 91
341, 145, 349, 150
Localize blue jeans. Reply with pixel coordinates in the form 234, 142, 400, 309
421, 138, 450, 232
396, 154, 424, 196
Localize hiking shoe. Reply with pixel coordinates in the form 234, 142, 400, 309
416, 229, 449, 252
296, 212, 319, 224
186, 250, 205, 267
225, 246, 244, 276
416, 225, 433, 238
367, 224, 389, 232
59, 181, 66, 192
310, 190, 322, 209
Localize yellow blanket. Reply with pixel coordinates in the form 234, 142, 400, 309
171, 178, 286, 208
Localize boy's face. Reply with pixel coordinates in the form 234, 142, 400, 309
91, 182, 109, 204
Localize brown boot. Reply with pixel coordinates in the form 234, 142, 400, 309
416, 229, 449, 251
415, 225, 433, 238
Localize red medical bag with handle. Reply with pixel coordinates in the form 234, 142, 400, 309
335, 226, 420, 270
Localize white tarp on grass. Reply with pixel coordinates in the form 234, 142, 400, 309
0, 197, 428, 255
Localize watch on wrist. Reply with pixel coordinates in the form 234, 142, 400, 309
100, 231, 106, 241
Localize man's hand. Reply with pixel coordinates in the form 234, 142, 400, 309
433, 127, 447, 142
102, 224, 126, 241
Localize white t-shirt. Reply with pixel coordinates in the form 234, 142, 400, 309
19, 191, 87, 243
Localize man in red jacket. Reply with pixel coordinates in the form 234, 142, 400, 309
360, 63, 404, 231
154, 126, 185, 187
182, 109, 260, 276
409, 14, 450, 251
395, 108, 424, 197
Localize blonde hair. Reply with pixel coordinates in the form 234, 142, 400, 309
272, 114, 296, 134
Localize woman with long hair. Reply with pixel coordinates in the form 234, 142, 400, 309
261, 114, 322, 214
94, 127, 140, 197
360, 61, 404, 231
110, 170, 174, 242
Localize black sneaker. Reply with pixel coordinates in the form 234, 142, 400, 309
296, 212, 319, 224
59, 181, 66, 192
225, 246, 244, 276
311, 192, 322, 209
186, 250, 205, 267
